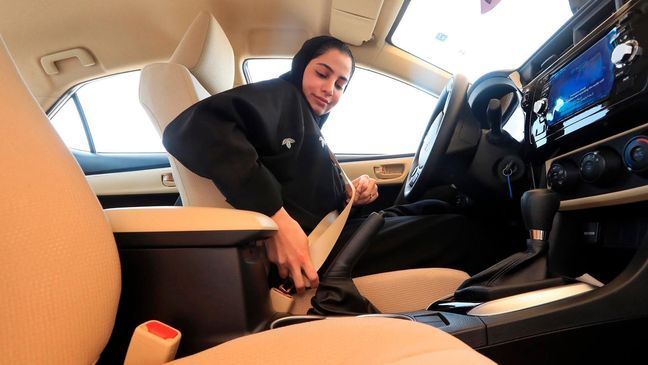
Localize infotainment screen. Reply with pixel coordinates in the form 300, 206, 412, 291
545, 28, 617, 126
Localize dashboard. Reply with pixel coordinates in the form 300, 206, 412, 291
521, 0, 648, 210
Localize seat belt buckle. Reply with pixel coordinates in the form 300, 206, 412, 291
278, 278, 296, 295
270, 279, 296, 313
124, 320, 181, 365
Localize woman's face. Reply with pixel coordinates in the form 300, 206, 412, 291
302, 49, 352, 116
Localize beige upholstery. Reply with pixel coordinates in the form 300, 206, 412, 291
289, 268, 469, 314
104, 206, 277, 233
168, 11, 235, 96
354, 268, 470, 313
139, 12, 233, 208
0, 35, 495, 365
0, 38, 121, 364
169, 317, 495, 365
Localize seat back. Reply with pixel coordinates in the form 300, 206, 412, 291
139, 12, 235, 207
0, 37, 121, 364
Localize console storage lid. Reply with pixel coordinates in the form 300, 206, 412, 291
105, 206, 277, 248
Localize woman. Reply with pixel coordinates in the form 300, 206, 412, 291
164, 36, 490, 296
164, 36, 378, 293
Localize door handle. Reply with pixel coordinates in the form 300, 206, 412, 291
373, 164, 405, 179
161, 173, 176, 187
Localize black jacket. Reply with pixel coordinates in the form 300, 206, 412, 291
163, 78, 346, 232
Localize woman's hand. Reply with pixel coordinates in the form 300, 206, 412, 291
351, 174, 379, 206
266, 207, 319, 293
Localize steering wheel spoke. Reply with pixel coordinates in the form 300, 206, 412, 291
404, 74, 475, 201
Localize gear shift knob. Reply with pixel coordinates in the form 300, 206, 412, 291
521, 189, 560, 240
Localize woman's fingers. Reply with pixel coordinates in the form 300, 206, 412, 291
278, 265, 289, 279
352, 175, 379, 205
353, 174, 370, 193
290, 264, 306, 293
303, 261, 319, 289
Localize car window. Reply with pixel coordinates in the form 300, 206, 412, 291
390, 0, 574, 81
49, 71, 164, 153
503, 106, 525, 142
244, 58, 438, 155
49, 95, 90, 151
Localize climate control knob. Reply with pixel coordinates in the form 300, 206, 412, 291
623, 136, 648, 172
547, 160, 579, 192
579, 149, 622, 185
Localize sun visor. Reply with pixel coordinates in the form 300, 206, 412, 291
329, 0, 384, 46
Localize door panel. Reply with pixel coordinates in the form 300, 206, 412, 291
339, 156, 413, 185
72, 150, 178, 208
339, 155, 413, 210
86, 167, 179, 208
73, 150, 170, 175
86, 167, 178, 196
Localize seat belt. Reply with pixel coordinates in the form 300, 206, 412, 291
270, 156, 356, 313
309, 170, 355, 270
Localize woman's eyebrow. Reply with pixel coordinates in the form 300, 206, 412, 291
316, 63, 349, 82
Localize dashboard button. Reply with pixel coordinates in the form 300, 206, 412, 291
611, 39, 641, 68
548, 160, 579, 192
579, 149, 622, 185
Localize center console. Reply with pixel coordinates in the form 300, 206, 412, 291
100, 207, 278, 363
427, 2, 648, 362
406, 1, 648, 361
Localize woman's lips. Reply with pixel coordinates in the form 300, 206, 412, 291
313, 95, 329, 107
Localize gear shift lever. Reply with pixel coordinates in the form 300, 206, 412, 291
521, 189, 560, 241
450, 189, 564, 302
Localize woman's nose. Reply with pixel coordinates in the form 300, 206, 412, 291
322, 80, 334, 95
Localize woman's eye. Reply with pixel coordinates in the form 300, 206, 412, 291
316, 71, 326, 78
335, 83, 344, 90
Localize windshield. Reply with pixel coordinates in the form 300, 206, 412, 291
391, 0, 575, 80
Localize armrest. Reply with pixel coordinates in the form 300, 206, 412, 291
105, 206, 277, 248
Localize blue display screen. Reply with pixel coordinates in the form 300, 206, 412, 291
546, 28, 617, 126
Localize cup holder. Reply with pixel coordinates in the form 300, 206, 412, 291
269, 313, 413, 330
356, 313, 414, 321
270, 315, 326, 329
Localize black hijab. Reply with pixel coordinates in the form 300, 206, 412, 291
279, 35, 355, 127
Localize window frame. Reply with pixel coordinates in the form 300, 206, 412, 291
246, 57, 439, 155
47, 83, 96, 152
47, 70, 165, 155
242, 57, 438, 99
384, 0, 453, 76
242, 57, 440, 156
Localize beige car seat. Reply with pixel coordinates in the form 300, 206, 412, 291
139, 12, 469, 314
0, 34, 496, 365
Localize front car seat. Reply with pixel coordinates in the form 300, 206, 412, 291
0, 35, 495, 365
139, 12, 470, 314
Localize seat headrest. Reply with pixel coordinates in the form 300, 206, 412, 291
170, 12, 235, 95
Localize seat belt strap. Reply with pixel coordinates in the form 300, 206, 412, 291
309, 169, 355, 271
270, 154, 356, 314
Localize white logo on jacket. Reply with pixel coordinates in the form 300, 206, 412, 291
282, 138, 296, 149
319, 136, 327, 148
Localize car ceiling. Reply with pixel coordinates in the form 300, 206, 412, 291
0, 0, 451, 110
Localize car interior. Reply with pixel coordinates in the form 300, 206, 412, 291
2, 0, 648, 364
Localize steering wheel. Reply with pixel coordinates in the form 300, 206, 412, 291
404, 74, 472, 201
